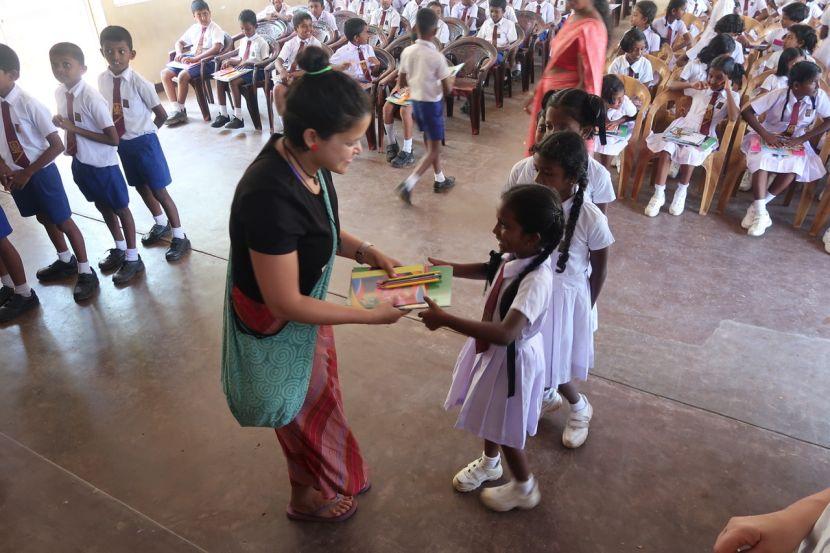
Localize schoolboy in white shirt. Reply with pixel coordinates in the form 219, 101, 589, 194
272, 11, 323, 131
451, 0, 482, 33
308, 0, 338, 35
477, 0, 518, 52
428, 1, 451, 44
349, 0, 380, 15
331, 18, 380, 86
370, 0, 402, 43
257, 0, 293, 23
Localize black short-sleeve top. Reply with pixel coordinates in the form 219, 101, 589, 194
229, 135, 341, 334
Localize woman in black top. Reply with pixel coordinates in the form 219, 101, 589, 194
226, 47, 404, 522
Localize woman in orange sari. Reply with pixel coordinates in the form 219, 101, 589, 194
524, 0, 610, 152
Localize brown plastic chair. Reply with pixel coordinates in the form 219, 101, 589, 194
515, 10, 543, 92
486, 27, 524, 108
168, 33, 235, 121
365, 47, 397, 150
808, 183, 830, 237
442, 37, 497, 135
644, 53, 669, 97
615, 75, 653, 198
443, 17, 470, 43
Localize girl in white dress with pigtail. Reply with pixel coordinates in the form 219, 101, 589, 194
594, 75, 637, 168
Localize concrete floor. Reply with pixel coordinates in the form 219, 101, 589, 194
2, 60, 830, 552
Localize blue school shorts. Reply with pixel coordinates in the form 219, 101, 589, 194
118, 133, 172, 190
71, 159, 130, 210
496, 51, 505, 64
0, 206, 11, 239
238, 68, 267, 85
412, 100, 445, 142
171, 60, 215, 80
10, 163, 72, 225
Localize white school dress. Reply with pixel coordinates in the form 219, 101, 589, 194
608, 55, 654, 86
798, 503, 830, 552
646, 86, 740, 166
505, 156, 617, 205
595, 95, 637, 156
444, 255, 552, 449
540, 196, 614, 389
760, 73, 788, 92
815, 38, 830, 69
741, 88, 830, 181
762, 50, 816, 73
642, 27, 662, 54
680, 58, 708, 83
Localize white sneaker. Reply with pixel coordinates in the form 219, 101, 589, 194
738, 172, 752, 191
669, 187, 687, 216
741, 204, 756, 229
453, 456, 503, 492
480, 478, 541, 512
644, 193, 665, 217
562, 395, 593, 449
823, 229, 830, 254
747, 211, 773, 237
541, 388, 563, 414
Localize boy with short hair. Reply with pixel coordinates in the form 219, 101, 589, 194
477, 0, 518, 62
0, 43, 98, 302
428, 1, 451, 44
98, 25, 191, 262
331, 18, 380, 86
0, 209, 39, 322
349, 0, 380, 15
307, 0, 338, 35
160, 0, 226, 126
212, 10, 271, 130
395, 7, 456, 203
272, 11, 323, 131
257, 0, 293, 22
630, 1, 661, 53
50, 42, 144, 285
370, 0, 402, 44
451, 0, 482, 33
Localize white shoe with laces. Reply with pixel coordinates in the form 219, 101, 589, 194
747, 211, 773, 237
541, 388, 563, 414
669, 187, 687, 216
562, 395, 593, 449
738, 172, 752, 191
644, 193, 665, 217
453, 456, 503, 492
823, 229, 830, 254
741, 204, 756, 229
480, 478, 541, 512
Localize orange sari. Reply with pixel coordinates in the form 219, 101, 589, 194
525, 16, 608, 153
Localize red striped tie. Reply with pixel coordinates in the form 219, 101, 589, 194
112, 78, 126, 138
1, 100, 31, 168
65, 92, 77, 156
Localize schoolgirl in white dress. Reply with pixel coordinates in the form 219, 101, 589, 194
608, 28, 655, 86
759, 24, 817, 74
419, 184, 566, 513
740, 61, 830, 236
759, 47, 804, 93
645, 55, 741, 217
595, 75, 637, 163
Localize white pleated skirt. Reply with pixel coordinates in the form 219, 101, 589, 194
741, 133, 825, 182
595, 123, 634, 156
542, 275, 594, 390
645, 119, 717, 167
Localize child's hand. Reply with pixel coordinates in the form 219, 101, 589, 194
632, 97, 643, 109
763, 132, 787, 149
691, 81, 708, 90
8, 169, 33, 191
418, 297, 447, 331
52, 115, 74, 131
606, 120, 621, 131
427, 256, 452, 268
781, 135, 806, 148
221, 60, 232, 70
337, 62, 352, 71
723, 76, 732, 92
174, 53, 185, 62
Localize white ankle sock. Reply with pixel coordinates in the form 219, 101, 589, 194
14, 283, 31, 297
753, 199, 767, 214
125, 248, 138, 262
402, 138, 413, 153
218, 104, 228, 116
1, 274, 13, 287
234, 107, 243, 119
384, 123, 396, 143
515, 475, 534, 495
677, 182, 689, 191
572, 394, 588, 412
481, 452, 500, 468
154, 213, 168, 226
175, 102, 185, 111
57, 250, 72, 263
403, 174, 418, 191
654, 184, 666, 196
171, 227, 185, 239
764, 192, 776, 204
115, 240, 127, 251
434, 171, 446, 183
78, 261, 92, 274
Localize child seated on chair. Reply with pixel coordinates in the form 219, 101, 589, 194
684, 14, 748, 66
307, 0, 338, 36
629, 1, 661, 54
213, 10, 270, 130
331, 18, 380, 87
609, 29, 655, 87
429, 1, 451, 45
760, 2, 809, 49
652, 0, 691, 55
272, 11, 322, 131
595, 75, 638, 168
257, 0, 292, 23
643, 55, 741, 218
477, 0, 518, 65
759, 47, 805, 93
349, 0, 380, 17
739, 60, 830, 237
451, 0, 482, 34
759, 24, 817, 73
160, 0, 225, 126
671, 33, 735, 85
370, 0, 402, 44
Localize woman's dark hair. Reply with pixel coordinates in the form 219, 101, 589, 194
713, 13, 744, 35
601, 74, 624, 104
781, 1, 809, 23
698, 33, 734, 65
620, 28, 646, 53
530, 130, 588, 273
709, 54, 743, 84
634, 0, 657, 23
546, 88, 607, 144
666, 0, 686, 17
344, 17, 367, 41
782, 60, 820, 120
283, 47, 371, 149
777, 47, 805, 77
787, 24, 817, 53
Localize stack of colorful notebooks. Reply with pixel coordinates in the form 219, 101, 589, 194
349, 264, 453, 310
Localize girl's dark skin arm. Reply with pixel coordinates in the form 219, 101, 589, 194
588, 247, 608, 306
427, 256, 487, 280
419, 297, 529, 345
742, 105, 787, 148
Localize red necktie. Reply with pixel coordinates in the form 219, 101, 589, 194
359, 0, 365, 14
462, 6, 469, 24
785, 100, 801, 136
666, 25, 673, 46
536, 3, 541, 14
357, 47, 372, 81
629, 66, 636, 77
475, 266, 505, 353
290, 41, 306, 72
195, 26, 207, 55
698, 91, 720, 135
65, 92, 77, 156
380, 9, 387, 29
1, 100, 30, 168
112, 77, 126, 138
242, 39, 252, 60
492, 23, 498, 46
744, 0, 749, 12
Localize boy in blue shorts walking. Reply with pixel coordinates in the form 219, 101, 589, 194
395, 7, 456, 204
0, 43, 99, 302
99, 26, 191, 261
50, 42, 144, 285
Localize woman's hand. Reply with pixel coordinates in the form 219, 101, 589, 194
367, 301, 407, 324
418, 297, 447, 331
364, 247, 401, 277
713, 512, 807, 553
606, 120, 621, 132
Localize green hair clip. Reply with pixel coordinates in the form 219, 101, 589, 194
306, 65, 333, 76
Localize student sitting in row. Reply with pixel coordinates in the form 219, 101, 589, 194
451, 0, 483, 34
740, 0, 771, 21
161, 0, 225, 126
430, 1, 451, 44
524, 0, 556, 28
682, 16, 745, 69
477, 0, 518, 62
760, 47, 805, 92
50, 42, 144, 285
675, 33, 735, 85
0, 44, 97, 302
740, 61, 830, 236
762, 2, 809, 48
370, 0, 402, 44
0, 209, 38, 322
98, 26, 190, 262
759, 24, 817, 73
652, 0, 691, 54
331, 18, 379, 87
349, 0, 380, 16
629, 1, 662, 54
609, 28, 655, 86
595, 75, 637, 168
644, 55, 741, 218
212, 10, 270, 130
272, 11, 323, 132
402, 0, 428, 24
257, 0, 293, 23
307, 0, 338, 35
323, 0, 346, 12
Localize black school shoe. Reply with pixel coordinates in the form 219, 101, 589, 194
224, 117, 244, 129
141, 223, 172, 246
385, 142, 400, 163
36, 256, 78, 282
395, 181, 413, 205
211, 114, 231, 128
113, 256, 145, 286
165, 236, 191, 262
434, 176, 456, 193
391, 151, 415, 168
99, 248, 126, 273
0, 290, 39, 323
73, 270, 99, 302
0, 285, 14, 306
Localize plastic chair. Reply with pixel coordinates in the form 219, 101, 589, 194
442, 37, 497, 135
616, 75, 653, 198
444, 17, 470, 44
644, 53, 669, 97
515, 10, 543, 92
168, 33, 236, 121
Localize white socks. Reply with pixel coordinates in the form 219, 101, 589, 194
403, 174, 418, 191
764, 192, 776, 204
57, 250, 72, 263
125, 248, 138, 262
402, 138, 413, 153
384, 123, 396, 143
677, 183, 689, 191
571, 394, 588, 412
654, 183, 666, 197
154, 213, 168, 226
481, 452, 500, 469
1, 274, 13, 288
78, 261, 92, 274
218, 104, 228, 116
175, 102, 185, 112
171, 227, 185, 239
753, 198, 767, 214
15, 283, 31, 297
115, 240, 127, 251
434, 171, 446, 183
234, 107, 243, 119
515, 475, 535, 495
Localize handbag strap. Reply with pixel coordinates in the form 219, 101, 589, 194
308, 169, 337, 300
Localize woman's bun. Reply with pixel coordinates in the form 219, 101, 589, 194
297, 46, 330, 73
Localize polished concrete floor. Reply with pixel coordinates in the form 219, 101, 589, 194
2, 63, 830, 552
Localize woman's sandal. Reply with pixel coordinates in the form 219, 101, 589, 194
285, 494, 358, 523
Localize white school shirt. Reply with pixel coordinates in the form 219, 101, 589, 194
451, 3, 480, 31
323, 0, 347, 11
815, 38, 830, 68
750, 87, 830, 136
399, 39, 452, 101
257, 2, 289, 19
476, 17, 518, 48
523, 1, 556, 23
652, 16, 688, 47
436, 19, 451, 44
349, 0, 380, 15
705, 0, 736, 32
680, 58, 708, 82
401, 0, 428, 23
97, 68, 159, 141
760, 73, 788, 91
798, 503, 830, 553
236, 34, 271, 65
764, 26, 787, 47
822, 3, 830, 25
0, 85, 58, 171
639, 26, 661, 53
330, 42, 377, 82
763, 50, 815, 71
607, 95, 637, 122
369, 6, 402, 33
691, 0, 710, 17
609, 55, 654, 85
178, 21, 225, 55
279, 35, 323, 69
505, 156, 617, 205
311, 10, 338, 32
680, 86, 739, 138
55, 80, 119, 167
556, 195, 614, 281
781, 0, 823, 19
739, 0, 767, 18
490, 254, 552, 335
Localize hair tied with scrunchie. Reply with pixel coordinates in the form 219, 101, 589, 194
306, 65, 333, 76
